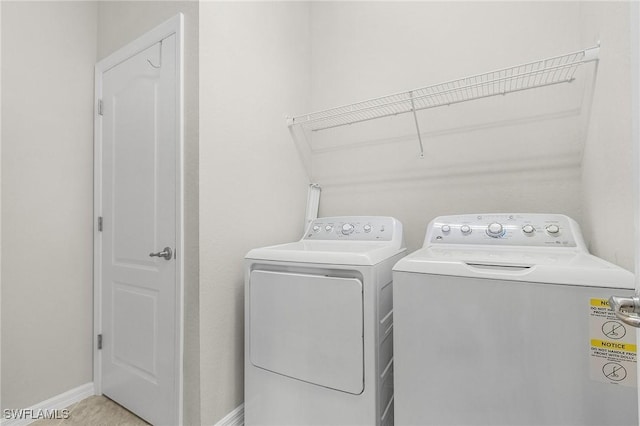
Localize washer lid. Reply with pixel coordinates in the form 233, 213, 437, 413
393, 246, 634, 289
246, 240, 406, 266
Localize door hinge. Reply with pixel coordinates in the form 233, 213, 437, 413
97, 216, 103, 232
98, 99, 103, 116
97, 334, 103, 350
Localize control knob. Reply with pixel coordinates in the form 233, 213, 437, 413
363, 224, 372, 233
486, 222, 504, 238
325, 225, 333, 232
546, 224, 560, 236
460, 224, 472, 235
522, 224, 535, 235
341, 223, 355, 235
441, 225, 451, 233
312, 225, 321, 233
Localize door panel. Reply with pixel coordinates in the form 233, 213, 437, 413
100, 35, 177, 425
111, 78, 158, 268
112, 283, 158, 380
249, 270, 365, 394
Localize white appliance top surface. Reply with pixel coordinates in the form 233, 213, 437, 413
394, 213, 634, 288
246, 216, 406, 266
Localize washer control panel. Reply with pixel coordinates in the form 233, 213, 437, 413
305, 216, 398, 241
427, 213, 580, 247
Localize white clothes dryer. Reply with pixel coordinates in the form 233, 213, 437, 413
393, 213, 637, 426
245, 216, 406, 426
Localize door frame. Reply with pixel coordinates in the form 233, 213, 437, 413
93, 14, 184, 425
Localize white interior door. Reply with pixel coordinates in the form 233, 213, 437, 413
95, 16, 183, 426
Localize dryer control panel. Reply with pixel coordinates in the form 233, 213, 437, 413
426, 213, 586, 249
304, 216, 401, 242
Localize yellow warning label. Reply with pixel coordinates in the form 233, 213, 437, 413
590, 295, 637, 387
591, 339, 637, 353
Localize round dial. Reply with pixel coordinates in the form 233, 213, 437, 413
341, 223, 355, 235
363, 224, 372, 233
441, 225, 451, 233
325, 225, 333, 232
546, 224, 560, 236
486, 222, 504, 238
312, 225, 321, 233
522, 224, 535, 235
460, 224, 472, 235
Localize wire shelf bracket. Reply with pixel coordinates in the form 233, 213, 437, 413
287, 45, 600, 159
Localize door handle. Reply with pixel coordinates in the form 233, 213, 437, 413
149, 247, 173, 260
609, 295, 640, 327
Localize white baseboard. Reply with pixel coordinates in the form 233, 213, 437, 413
1, 382, 95, 426
214, 403, 244, 426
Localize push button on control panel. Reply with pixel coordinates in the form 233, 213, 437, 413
460, 225, 472, 235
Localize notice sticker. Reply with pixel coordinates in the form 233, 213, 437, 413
589, 298, 637, 387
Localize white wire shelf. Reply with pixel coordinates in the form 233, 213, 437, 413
288, 45, 599, 158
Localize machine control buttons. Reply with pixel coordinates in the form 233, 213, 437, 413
486, 222, 504, 238
427, 214, 578, 247
303, 217, 396, 241
546, 224, 560, 236
341, 223, 355, 235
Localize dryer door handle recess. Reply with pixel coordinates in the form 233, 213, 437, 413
609, 295, 640, 327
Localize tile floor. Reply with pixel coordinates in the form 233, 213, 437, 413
31, 395, 149, 426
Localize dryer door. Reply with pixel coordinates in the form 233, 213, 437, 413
249, 270, 364, 394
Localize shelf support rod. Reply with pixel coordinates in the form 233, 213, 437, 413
409, 91, 425, 159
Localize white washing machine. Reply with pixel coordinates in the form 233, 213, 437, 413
245, 216, 406, 426
393, 213, 637, 426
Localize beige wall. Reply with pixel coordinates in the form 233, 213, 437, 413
308, 2, 604, 255
97, 2, 201, 424
1, 1, 97, 410
634, 0, 640, 280
580, 1, 634, 271
198, 2, 310, 423
0, 0, 3, 412
309, 2, 635, 271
